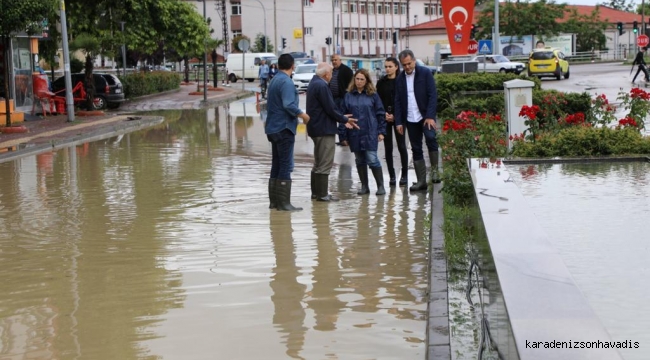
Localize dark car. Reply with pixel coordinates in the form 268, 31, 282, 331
52, 73, 125, 110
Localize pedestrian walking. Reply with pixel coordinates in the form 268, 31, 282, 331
265, 54, 310, 211
632, 46, 649, 84
306, 63, 359, 202
340, 69, 387, 196
394, 50, 440, 193
259, 59, 270, 99
329, 54, 354, 143
376, 57, 408, 187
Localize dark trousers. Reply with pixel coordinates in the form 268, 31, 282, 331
633, 64, 650, 82
267, 129, 295, 180
405, 119, 438, 161
311, 135, 336, 174
384, 122, 408, 171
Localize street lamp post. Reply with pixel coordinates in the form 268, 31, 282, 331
120, 21, 127, 78
253, 0, 267, 52
202, 0, 208, 101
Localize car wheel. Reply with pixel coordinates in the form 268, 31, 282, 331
229, 74, 237, 83
499, 68, 506, 73
247, 78, 255, 82
93, 96, 107, 110
564, 69, 570, 79
107, 102, 121, 109
556, 68, 562, 81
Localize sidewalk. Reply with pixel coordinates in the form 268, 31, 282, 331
0, 83, 252, 152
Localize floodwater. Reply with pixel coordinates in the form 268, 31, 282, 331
509, 161, 650, 360
0, 101, 430, 360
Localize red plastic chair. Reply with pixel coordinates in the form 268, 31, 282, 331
31, 75, 56, 117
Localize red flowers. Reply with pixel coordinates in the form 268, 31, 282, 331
519, 105, 540, 120
630, 87, 650, 100
618, 116, 638, 128
563, 112, 585, 125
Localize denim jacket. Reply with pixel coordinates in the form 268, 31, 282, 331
265, 72, 303, 135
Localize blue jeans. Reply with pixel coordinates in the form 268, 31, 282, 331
405, 120, 439, 161
267, 129, 295, 180
353, 150, 381, 168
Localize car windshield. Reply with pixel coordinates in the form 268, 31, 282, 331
262, 56, 277, 64
531, 51, 555, 60
494, 55, 510, 63
295, 65, 316, 74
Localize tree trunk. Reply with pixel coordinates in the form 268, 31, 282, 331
2, 36, 11, 127
85, 55, 95, 110
183, 56, 190, 83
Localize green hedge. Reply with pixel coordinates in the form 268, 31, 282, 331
436, 72, 542, 120
118, 72, 182, 99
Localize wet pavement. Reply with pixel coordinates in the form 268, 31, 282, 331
0, 96, 432, 359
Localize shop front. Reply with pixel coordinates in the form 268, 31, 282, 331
1, 34, 43, 121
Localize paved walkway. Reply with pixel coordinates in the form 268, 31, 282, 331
0, 84, 252, 151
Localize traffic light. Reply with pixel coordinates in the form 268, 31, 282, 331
633, 21, 639, 34
471, 24, 477, 39
617, 22, 624, 36
282, 37, 287, 49
261, 36, 266, 49
325, 37, 332, 45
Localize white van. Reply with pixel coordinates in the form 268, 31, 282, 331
226, 52, 277, 83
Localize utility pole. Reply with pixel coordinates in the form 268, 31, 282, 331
120, 22, 127, 78
202, 0, 207, 101
494, 0, 500, 55
274, 0, 278, 55
59, 0, 75, 122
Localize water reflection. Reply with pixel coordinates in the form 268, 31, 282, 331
0, 102, 429, 359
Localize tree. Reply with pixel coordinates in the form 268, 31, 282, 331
562, 7, 609, 52
0, 0, 57, 126
252, 33, 274, 53
477, 0, 566, 40
601, 0, 635, 12
69, 33, 102, 110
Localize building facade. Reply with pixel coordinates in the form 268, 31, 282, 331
186, 0, 442, 61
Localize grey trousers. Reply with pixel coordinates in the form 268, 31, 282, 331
311, 135, 336, 174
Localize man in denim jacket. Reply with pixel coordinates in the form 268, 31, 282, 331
265, 54, 310, 211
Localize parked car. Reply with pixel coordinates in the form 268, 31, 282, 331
294, 58, 315, 67
528, 48, 570, 80
471, 55, 525, 74
293, 64, 317, 91
51, 73, 125, 110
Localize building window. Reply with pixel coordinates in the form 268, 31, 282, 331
400, 4, 406, 14
385, 4, 391, 14
231, 3, 241, 15
344, 30, 350, 40
424, 4, 434, 15
361, 29, 367, 40
439, 6, 443, 15
369, 30, 375, 40
350, 1, 357, 13
377, 2, 383, 14
342, 1, 348, 13
393, 3, 399, 15
232, 30, 242, 38
304, 27, 313, 36
378, 30, 383, 40
303, 0, 312, 6
360, 3, 366, 14
385, 30, 391, 40
368, 3, 375, 14
351, 29, 358, 40
334, 0, 340, 8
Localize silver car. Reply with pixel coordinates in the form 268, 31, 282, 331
472, 55, 525, 74
292, 64, 317, 91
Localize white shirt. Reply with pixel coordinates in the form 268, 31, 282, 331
405, 70, 423, 123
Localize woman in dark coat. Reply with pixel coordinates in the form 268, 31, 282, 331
341, 69, 387, 196
376, 57, 408, 187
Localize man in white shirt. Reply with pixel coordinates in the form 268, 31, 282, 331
393, 50, 440, 192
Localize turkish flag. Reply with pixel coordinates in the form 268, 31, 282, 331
441, 0, 475, 55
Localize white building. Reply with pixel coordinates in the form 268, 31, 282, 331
186, 0, 442, 61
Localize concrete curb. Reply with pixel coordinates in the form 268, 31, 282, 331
0, 116, 164, 164
427, 181, 451, 360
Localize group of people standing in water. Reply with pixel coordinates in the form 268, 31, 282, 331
264, 50, 440, 211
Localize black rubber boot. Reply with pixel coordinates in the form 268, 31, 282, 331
356, 165, 370, 195
399, 167, 408, 187
410, 160, 428, 192
310, 171, 317, 200
268, 178, 277, 209
370, 167, 386, 195
428, 151, 441, 184
316, 173, 339, 202
388, 167, 396, 187
275, 180, 303, 211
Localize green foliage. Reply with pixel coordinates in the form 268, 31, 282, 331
562, 7, 608, 51
511, 126, 650, 157
436, 72, 541, 120
601, 0, 635, 12
70, 58, 85, 73
0, 0, 57, 36
477, 0, 566, 40
119, 71, 181, 99
252, 33, 274, 53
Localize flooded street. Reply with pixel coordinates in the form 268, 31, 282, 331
0, 100, 430, 359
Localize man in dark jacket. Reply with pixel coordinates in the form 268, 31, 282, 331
632, 46, 649, 84
307, 62, 358, 201
394, 50, 439, 192
330, 54, 354, 144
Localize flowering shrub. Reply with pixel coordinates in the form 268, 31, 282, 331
439, 111, 507, 204
518, 105, 542, 141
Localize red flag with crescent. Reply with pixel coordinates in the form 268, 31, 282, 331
441, 0, 475, 55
